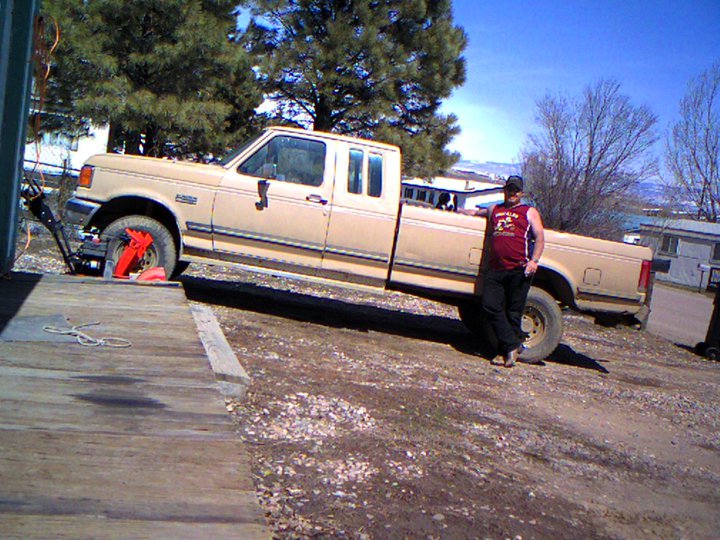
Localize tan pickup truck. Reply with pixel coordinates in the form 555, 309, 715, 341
66, 127, 655, 361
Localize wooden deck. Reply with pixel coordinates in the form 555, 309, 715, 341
0, 273, 268, 539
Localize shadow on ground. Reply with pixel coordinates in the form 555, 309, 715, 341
546, 343, 610, 374
182, 276, 609, 372
678, 341, 720, 362
182, 275, 487, 355
0, 272, 43, 334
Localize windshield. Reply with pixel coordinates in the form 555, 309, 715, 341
217, 134, 261, 167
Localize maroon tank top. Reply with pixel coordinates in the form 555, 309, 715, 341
488, 203, 533, 271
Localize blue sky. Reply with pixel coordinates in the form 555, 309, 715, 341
444, 0, 720, 164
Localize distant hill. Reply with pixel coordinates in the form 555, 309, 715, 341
452, 160, 520, 179
631, 180, 667, 205
452, 160, 672, 206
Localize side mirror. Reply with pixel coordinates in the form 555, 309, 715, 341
260, 163, 277, 180
256, 179, 270, 210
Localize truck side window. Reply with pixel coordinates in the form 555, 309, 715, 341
368, 154, 383, 198
238, 136, 326, 187
348, 149, 364, 194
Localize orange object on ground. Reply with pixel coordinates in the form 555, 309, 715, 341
136, 267, 167, 281
113, 228, 154, 278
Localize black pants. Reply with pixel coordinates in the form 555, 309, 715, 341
482, 267, 533, 354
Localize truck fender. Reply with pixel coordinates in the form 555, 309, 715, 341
87, 195, 184, 258
534, 262, 578, 308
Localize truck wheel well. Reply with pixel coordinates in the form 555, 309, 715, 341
89, 196, 181, 257
533, 267, 575, 308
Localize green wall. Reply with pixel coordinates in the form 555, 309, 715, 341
0, 0, 40, 274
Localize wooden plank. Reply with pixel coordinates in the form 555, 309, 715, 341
0, 431, 256, 493
1, 516, 268, 540
0, 273, 269, 538
191, 304, 251, 399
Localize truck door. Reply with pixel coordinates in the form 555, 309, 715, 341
213, 134, 334, 269
321, 144, 398, 283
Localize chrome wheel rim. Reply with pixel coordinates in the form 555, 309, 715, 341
522, 306, 546, 348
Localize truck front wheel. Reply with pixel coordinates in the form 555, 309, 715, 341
101, 215, 177, 278
458, 286, 563, 363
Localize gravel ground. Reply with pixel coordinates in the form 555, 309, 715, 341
12, 230, 720, 540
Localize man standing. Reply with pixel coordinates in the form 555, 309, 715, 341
459, 175, 545, 367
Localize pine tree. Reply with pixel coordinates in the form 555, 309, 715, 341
41, 0, 263, 158
240, 0, 466, 177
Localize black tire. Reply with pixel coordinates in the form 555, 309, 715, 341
520, 287, 563, 363
171, 260, 191, 279
102, 215, 177, 278
458, 286, 563, 363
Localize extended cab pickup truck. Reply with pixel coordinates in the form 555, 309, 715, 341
66, 127, 655, 361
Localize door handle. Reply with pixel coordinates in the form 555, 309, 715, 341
256, 179, 270, 210
306, 194, 328, 205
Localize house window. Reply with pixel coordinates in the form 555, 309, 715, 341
660, 234, 678, 255
403, 187, 414, 199
712, 242, 720, 262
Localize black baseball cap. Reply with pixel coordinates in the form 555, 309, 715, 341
505, 175, 524, 192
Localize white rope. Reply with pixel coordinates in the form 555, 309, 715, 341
43, 322, 132, 348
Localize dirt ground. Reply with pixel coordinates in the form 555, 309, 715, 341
12, 232, 720, 540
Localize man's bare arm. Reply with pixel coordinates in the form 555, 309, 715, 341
525, 207, 545, 275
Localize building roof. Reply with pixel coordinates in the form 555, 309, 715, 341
402, 175, 502, 195
640, 219, 720, 240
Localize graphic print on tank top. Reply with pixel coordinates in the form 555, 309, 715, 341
488, 204, 534, 271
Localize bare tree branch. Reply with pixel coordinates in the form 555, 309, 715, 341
666, 61, 720, 221
521, 79, 659, 238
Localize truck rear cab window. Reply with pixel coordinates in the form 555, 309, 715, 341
368, 153, 383, 198
238, 136, 326, 187
347, 149, 383, 198
348, 149, 363, 194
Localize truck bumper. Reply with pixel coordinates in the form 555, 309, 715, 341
65, 197, 101, 228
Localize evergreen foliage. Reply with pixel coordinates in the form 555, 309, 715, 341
41, 0, 262, 157
240, 0, 467, 177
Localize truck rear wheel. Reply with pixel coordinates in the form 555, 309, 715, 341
102, 215, 177, 278
458, 286, 563, 363
520, 287, 563, 363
